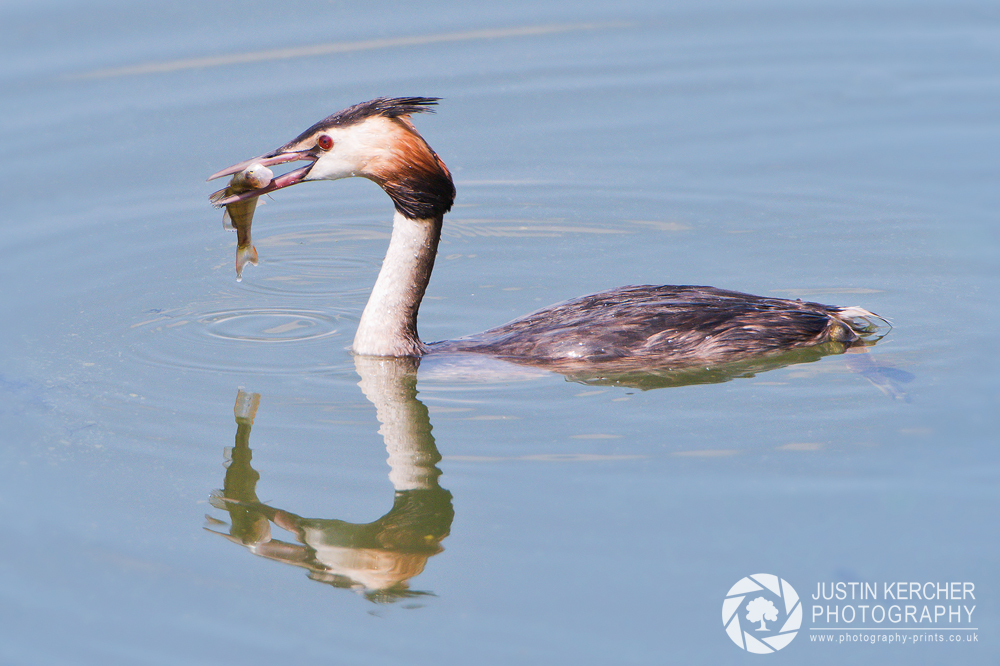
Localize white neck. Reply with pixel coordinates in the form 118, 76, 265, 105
353, 210, 441, 356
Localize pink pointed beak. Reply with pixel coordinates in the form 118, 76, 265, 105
207, 149, 318, 205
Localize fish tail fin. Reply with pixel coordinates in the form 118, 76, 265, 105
235, 245, 259, 281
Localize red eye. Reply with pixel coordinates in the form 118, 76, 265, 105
316, 134, 333, 150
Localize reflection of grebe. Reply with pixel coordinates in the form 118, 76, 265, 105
208, 381, 453, 602
211, 97, 884, 367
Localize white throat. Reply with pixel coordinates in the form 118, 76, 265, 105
353, 211, 440, 357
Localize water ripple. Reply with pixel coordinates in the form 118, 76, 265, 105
128, 305, 352, 375
202, 308, 341, 343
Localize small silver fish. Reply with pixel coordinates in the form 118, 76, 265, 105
210, 164, 273, 280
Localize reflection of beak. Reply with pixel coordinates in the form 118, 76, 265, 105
207, 149, 318, 205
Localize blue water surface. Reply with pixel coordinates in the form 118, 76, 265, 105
1, 0, 997, 664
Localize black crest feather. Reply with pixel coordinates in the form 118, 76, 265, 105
286, 97, 440, 146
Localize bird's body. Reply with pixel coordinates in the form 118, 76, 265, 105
209, 97, 884, 370
432, 285, 873, 369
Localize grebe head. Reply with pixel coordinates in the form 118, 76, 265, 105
209, 97, 455, 220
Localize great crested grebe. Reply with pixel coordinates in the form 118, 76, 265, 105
210, 97, 884, 369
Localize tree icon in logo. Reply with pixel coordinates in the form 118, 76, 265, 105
746, 596, 779, 631
722, 574, 801, 653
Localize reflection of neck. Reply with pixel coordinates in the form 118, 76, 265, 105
354, 355, 441, 490
353, 211, 442, 357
